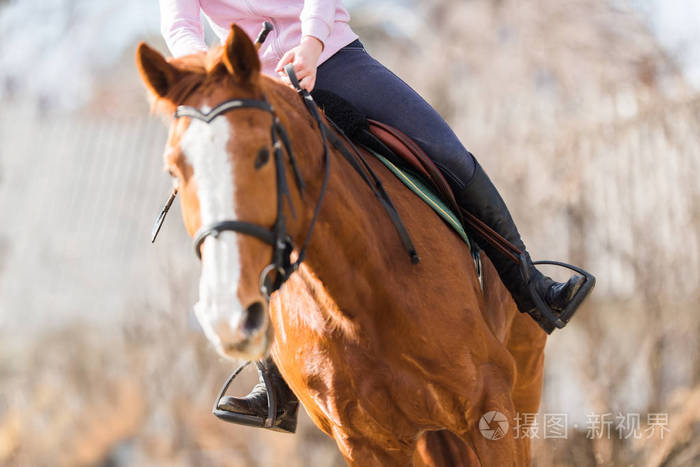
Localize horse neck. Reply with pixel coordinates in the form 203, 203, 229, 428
266, 81, 394, 314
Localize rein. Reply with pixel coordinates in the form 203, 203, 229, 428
156, 66, 419, 300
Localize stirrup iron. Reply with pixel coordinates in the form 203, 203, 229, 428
519, 254, 596, 333
212, 361, 278, 429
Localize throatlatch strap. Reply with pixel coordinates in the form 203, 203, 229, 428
283, 64, 331, 267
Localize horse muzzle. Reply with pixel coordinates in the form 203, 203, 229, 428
197, 300, 272, 360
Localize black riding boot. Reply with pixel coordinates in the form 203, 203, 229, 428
456, 161, 589, 333
217, 357, 299, 433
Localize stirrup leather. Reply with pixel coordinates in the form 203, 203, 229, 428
519, 254, 596, 333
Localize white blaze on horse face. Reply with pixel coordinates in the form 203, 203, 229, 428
180, 115, 248, 356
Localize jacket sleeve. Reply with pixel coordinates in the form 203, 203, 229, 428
159, 0, 208, 57
300, 0, 337, 49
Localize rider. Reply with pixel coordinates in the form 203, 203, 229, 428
160, 0, 592, 433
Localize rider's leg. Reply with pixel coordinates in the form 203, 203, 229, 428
314, 40, 587, 331
455, 161, 585, 330
217, 357, 299, 433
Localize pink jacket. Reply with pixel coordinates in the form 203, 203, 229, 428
159, 0, 358, 77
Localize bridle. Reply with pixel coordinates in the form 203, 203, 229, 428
152, 65, 418, 302
175, 83, 323, 300
177, 95, 309, 299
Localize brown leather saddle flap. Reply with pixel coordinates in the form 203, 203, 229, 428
367, 119, 462, 220
366, 119, 523, 263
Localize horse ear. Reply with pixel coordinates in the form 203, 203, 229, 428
221, 24, 261, 83
136, 42, 182, 99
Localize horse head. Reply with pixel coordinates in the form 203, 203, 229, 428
136, 25, 306, 361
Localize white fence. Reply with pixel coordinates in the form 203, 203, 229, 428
0, 107, 198, 334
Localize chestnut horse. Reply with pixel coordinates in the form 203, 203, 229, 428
137, 25, 547, 466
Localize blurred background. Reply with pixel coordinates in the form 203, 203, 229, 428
1, 0, 699, 465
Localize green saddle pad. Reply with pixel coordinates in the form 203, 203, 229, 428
367, 149, 472, 249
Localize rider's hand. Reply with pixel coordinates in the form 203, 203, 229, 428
275, 36, 323, 92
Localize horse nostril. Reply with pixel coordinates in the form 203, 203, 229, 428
242, 301, 267, 335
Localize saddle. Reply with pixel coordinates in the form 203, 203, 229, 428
367, 119, 461, 221
312, 89, 460, 217
311, 89, 519, 264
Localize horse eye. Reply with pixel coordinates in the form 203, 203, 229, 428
254, 147, 270, 170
